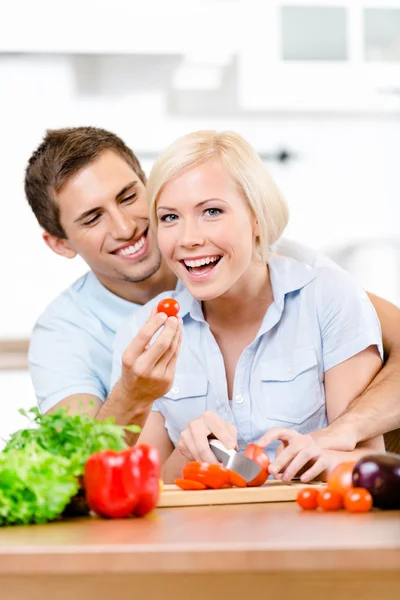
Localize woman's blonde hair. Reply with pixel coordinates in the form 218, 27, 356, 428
146, 130, 289, 261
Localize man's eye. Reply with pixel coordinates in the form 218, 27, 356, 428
84, 215, 100, 226
121, 193, 137, 204
160, 214, 178, 223
205, 208, 222, 217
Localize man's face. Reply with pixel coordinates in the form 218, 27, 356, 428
55, 150, 161, 289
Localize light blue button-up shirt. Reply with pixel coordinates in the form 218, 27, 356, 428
111, 256, 383, 459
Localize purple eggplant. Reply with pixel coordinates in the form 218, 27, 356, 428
352, 452, 400, 510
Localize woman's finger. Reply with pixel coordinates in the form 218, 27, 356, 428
299, 456, 327, 483
281, 448, 319, 482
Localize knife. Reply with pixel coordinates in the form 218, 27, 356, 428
209, 439, 262, 483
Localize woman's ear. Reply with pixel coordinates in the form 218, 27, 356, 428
253, 218, 260, 238
42, 232, 77, 259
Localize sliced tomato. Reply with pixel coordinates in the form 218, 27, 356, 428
175, 479, 207, 491
228, 470, 247, 488
182, 462, 231, 489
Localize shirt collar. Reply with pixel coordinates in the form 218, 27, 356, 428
175, 255, 317, 326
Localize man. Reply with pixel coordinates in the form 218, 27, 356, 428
25, 126, 400, 452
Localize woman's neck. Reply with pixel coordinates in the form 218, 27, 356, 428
203, 262, 273, 329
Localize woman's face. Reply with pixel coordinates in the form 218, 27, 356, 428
156, 161, 260, 301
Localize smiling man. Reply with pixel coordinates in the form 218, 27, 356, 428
24, 126, 400, 453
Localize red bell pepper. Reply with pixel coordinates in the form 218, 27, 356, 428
84, 445, 160, 519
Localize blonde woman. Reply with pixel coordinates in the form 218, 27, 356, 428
111, 130, 384, 483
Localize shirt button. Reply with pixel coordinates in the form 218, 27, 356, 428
171, 386, 179, 394
288, 366, 293, 373
235, 394, 244, 404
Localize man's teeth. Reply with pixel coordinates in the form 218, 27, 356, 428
117, 236, 145, 256
184, 256, 220, 268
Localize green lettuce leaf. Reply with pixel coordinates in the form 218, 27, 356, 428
0, 443, 79, 526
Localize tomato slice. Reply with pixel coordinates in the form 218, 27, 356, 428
228, 470, 247, 488
243, 444, 270, 486
182, 462, 231, 489
175, 479, 207, 491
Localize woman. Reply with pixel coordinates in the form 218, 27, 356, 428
111, 130, 384, 483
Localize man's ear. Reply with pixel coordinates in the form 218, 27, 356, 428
42, 232, 77, 259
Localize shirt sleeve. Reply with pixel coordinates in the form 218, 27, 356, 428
315, 267, 383, 372
29, 315, 109, 413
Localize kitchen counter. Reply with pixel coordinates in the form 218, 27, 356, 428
0, 502, 399, 600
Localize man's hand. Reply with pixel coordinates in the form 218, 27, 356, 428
177, 411, 238, 464
120, 308, 182, 408
256, 427, 331, 483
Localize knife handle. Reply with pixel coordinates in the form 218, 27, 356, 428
209, 439, 237, 469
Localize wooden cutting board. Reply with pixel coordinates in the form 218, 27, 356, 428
158, 480, 325, 508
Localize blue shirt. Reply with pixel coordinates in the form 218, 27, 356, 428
29, 271, 137, 412
28, 238, 346, 413
111, 257, 383, 460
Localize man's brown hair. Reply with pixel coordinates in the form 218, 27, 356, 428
25, 126, 147, 239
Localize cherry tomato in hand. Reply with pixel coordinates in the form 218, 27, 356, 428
327, 461, 356, 496
344, 488, 373, 513
317, 488, 344, 511
244, 443, 270, 486
157, 298, 180, 317
297, 487, 319, 510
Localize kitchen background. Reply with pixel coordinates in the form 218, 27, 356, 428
0, 0, 399, 445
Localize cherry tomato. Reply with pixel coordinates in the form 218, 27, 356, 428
297, 487, 319, 510
175, 479, 207, 491
317, 488, 344, 511
327, 461, 356, 496
182, 462, 231, 489
157, 298, 180, 317
344, 488, 373, 513
243, 443, 270, 487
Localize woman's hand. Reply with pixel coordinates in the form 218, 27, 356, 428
256, 427, 332, 482
177, 411, 238, 464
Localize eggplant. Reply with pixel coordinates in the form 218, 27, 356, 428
352, 452, 400, 510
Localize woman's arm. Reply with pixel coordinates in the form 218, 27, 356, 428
257, 346, 385, 481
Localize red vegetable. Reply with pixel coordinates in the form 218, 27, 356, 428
175, 479, 207, 490
243, 443, 270, 486
327, 461, 356, 496
84, 445, 160, 519
157, 298, 180, 317
317, 488, 343, 511
344, 488, 373, 513
182, 462, 231, 489
297, 487, 319, 510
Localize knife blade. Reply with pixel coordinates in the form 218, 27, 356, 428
209, 439, 262, 483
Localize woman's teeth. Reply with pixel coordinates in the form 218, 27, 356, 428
183, 256, 221, 273
116, 235, 145, 256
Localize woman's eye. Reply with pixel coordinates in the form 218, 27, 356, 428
121, 193, 137, 204
205, 208, 222, 217
160, 214, 178, 223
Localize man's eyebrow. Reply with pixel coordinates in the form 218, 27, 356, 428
157, 198, 228, 211
74, 181, 138, 223
115, 180, 137, 200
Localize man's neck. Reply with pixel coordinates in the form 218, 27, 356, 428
96, 262, 178, 306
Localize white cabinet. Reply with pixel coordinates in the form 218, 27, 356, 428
239, 0, 400, 112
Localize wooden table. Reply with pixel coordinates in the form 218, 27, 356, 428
0, 503, 399, 600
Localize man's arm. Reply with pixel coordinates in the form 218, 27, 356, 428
47, 312, 182, 446
313, 293, 400, 451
